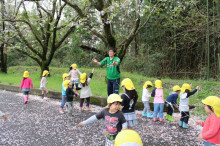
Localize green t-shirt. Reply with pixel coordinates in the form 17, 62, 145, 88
99, 57, 121, 80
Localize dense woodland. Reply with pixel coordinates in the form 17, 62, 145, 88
0, 0, 219, 80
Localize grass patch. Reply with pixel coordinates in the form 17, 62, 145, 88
0, 66, 219, 116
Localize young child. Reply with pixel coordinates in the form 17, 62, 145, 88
69, 63, 82, 95
63, 80, 77, 118
78, 94, 127, 146
165, 85, 181, 122
20, 71, 33, 104
92, 47, 121, 96
121, 78, 138, 129
40, 70, 49, 100
151, 80, 164, 122
0, 110, 7, 120
142, 81, 153, 118
77, 68, 94, 112
59, 73, 70, 114
179, 83, 200, 128
196, 96, 220, 145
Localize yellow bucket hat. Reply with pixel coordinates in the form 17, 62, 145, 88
155, 80, 163, 88
114, 129, 143, 146
181, 83, 191, 93
173, 85, 181, 92
71, 64, 77, 69
107, 94, 122, 104
63, 80, 71, 89
80, 73, 87, 83
42, 70, 49, 76
23, 71, 29, 78
143, 81, 153, 89
62, 73, 69, 81
202, 96, 220, 118
121, 78, 135, 90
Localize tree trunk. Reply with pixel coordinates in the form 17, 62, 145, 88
40, 61, 49, 77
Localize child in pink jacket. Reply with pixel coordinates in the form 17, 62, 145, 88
20, 71, 33, 104
196, 96, 220, 146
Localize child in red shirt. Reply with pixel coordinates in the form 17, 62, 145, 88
196, 96, 220, 146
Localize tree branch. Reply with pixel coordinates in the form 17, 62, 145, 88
80, 45, 106, 56
62, 0, 86, 18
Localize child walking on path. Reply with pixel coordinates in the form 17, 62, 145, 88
151, 80, 164, 122
20, 71, 33, 104
59, 73, 70, 114
121, 78, 138, 129
165, 85, 181, 122
78, 94, 127, 146
77, 68, 94, 112
92, 47, 121, 96
142, 81, 153, 118
179, 83, 200, 129
69, 63, 82, 95
63, 80, 77, 118
40, 70, 49, 100
196, 96, 220, 146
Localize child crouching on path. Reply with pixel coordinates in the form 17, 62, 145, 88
151, 80, 164, 122
20, 71, 33, 104
121, 78, 138, 129
142, 81, 153, 118
59, 73, 70, 114
77, 68, 94, 112
196, 96, 220, 146
179, 83, 200, 129
165, 85, 181, 122
40, 70, 49, 100
78, 94, 127, 146
63, 80, 77, 118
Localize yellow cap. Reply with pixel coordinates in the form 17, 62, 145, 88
42, 70, 49, 76
202, 96, 220, 118
181, 83, 191, 93
155, 80, 163, 88
63, 80, 71, 89
62, 73, 69, 81
80, 73, 87, 83
121, 78, 135, 90
23, 71, 29, 78
107, 94, 122, 104
143, 81, 153, 89
71, 64, 77, 69
114, 129, 143, 146
173, 85, 181, 92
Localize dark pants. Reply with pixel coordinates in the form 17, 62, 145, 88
107, 78, 120, 96
80, 97, 90, 107
180, 111, 189, 124
165, 102, 174, 116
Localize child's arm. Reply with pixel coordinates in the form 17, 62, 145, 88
201, 118, 220, 140
187, 86, 200, 97
78, 115, 98, 126
77, 69, 82, 75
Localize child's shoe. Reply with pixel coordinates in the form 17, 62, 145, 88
182, 122, 188, 129
24, 97, 28, 104
147, 112, 153, 119
153, 118, 157, 122
179, 120, 183, 127
168, 116, 175, 122
65, 106, 68, 112
159, 118, 163, 122
166, 114, 169, 120
59, 107, 64, 114
142, 112, 147, 117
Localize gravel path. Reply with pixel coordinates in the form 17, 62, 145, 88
0, 90, 203, 146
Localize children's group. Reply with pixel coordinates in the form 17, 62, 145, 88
1, 47, 220, 146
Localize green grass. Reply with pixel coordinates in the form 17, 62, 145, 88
0, 66, 220, 116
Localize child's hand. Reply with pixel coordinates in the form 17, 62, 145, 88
196, 86, 200, 90
92, 58, 98, 63
196, 120, 202, 125
198, 134, 202, 139
174, 105, 178, 109
2, 115, 7, 120
92, 68, 94, 73
77, 122, 84, 126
